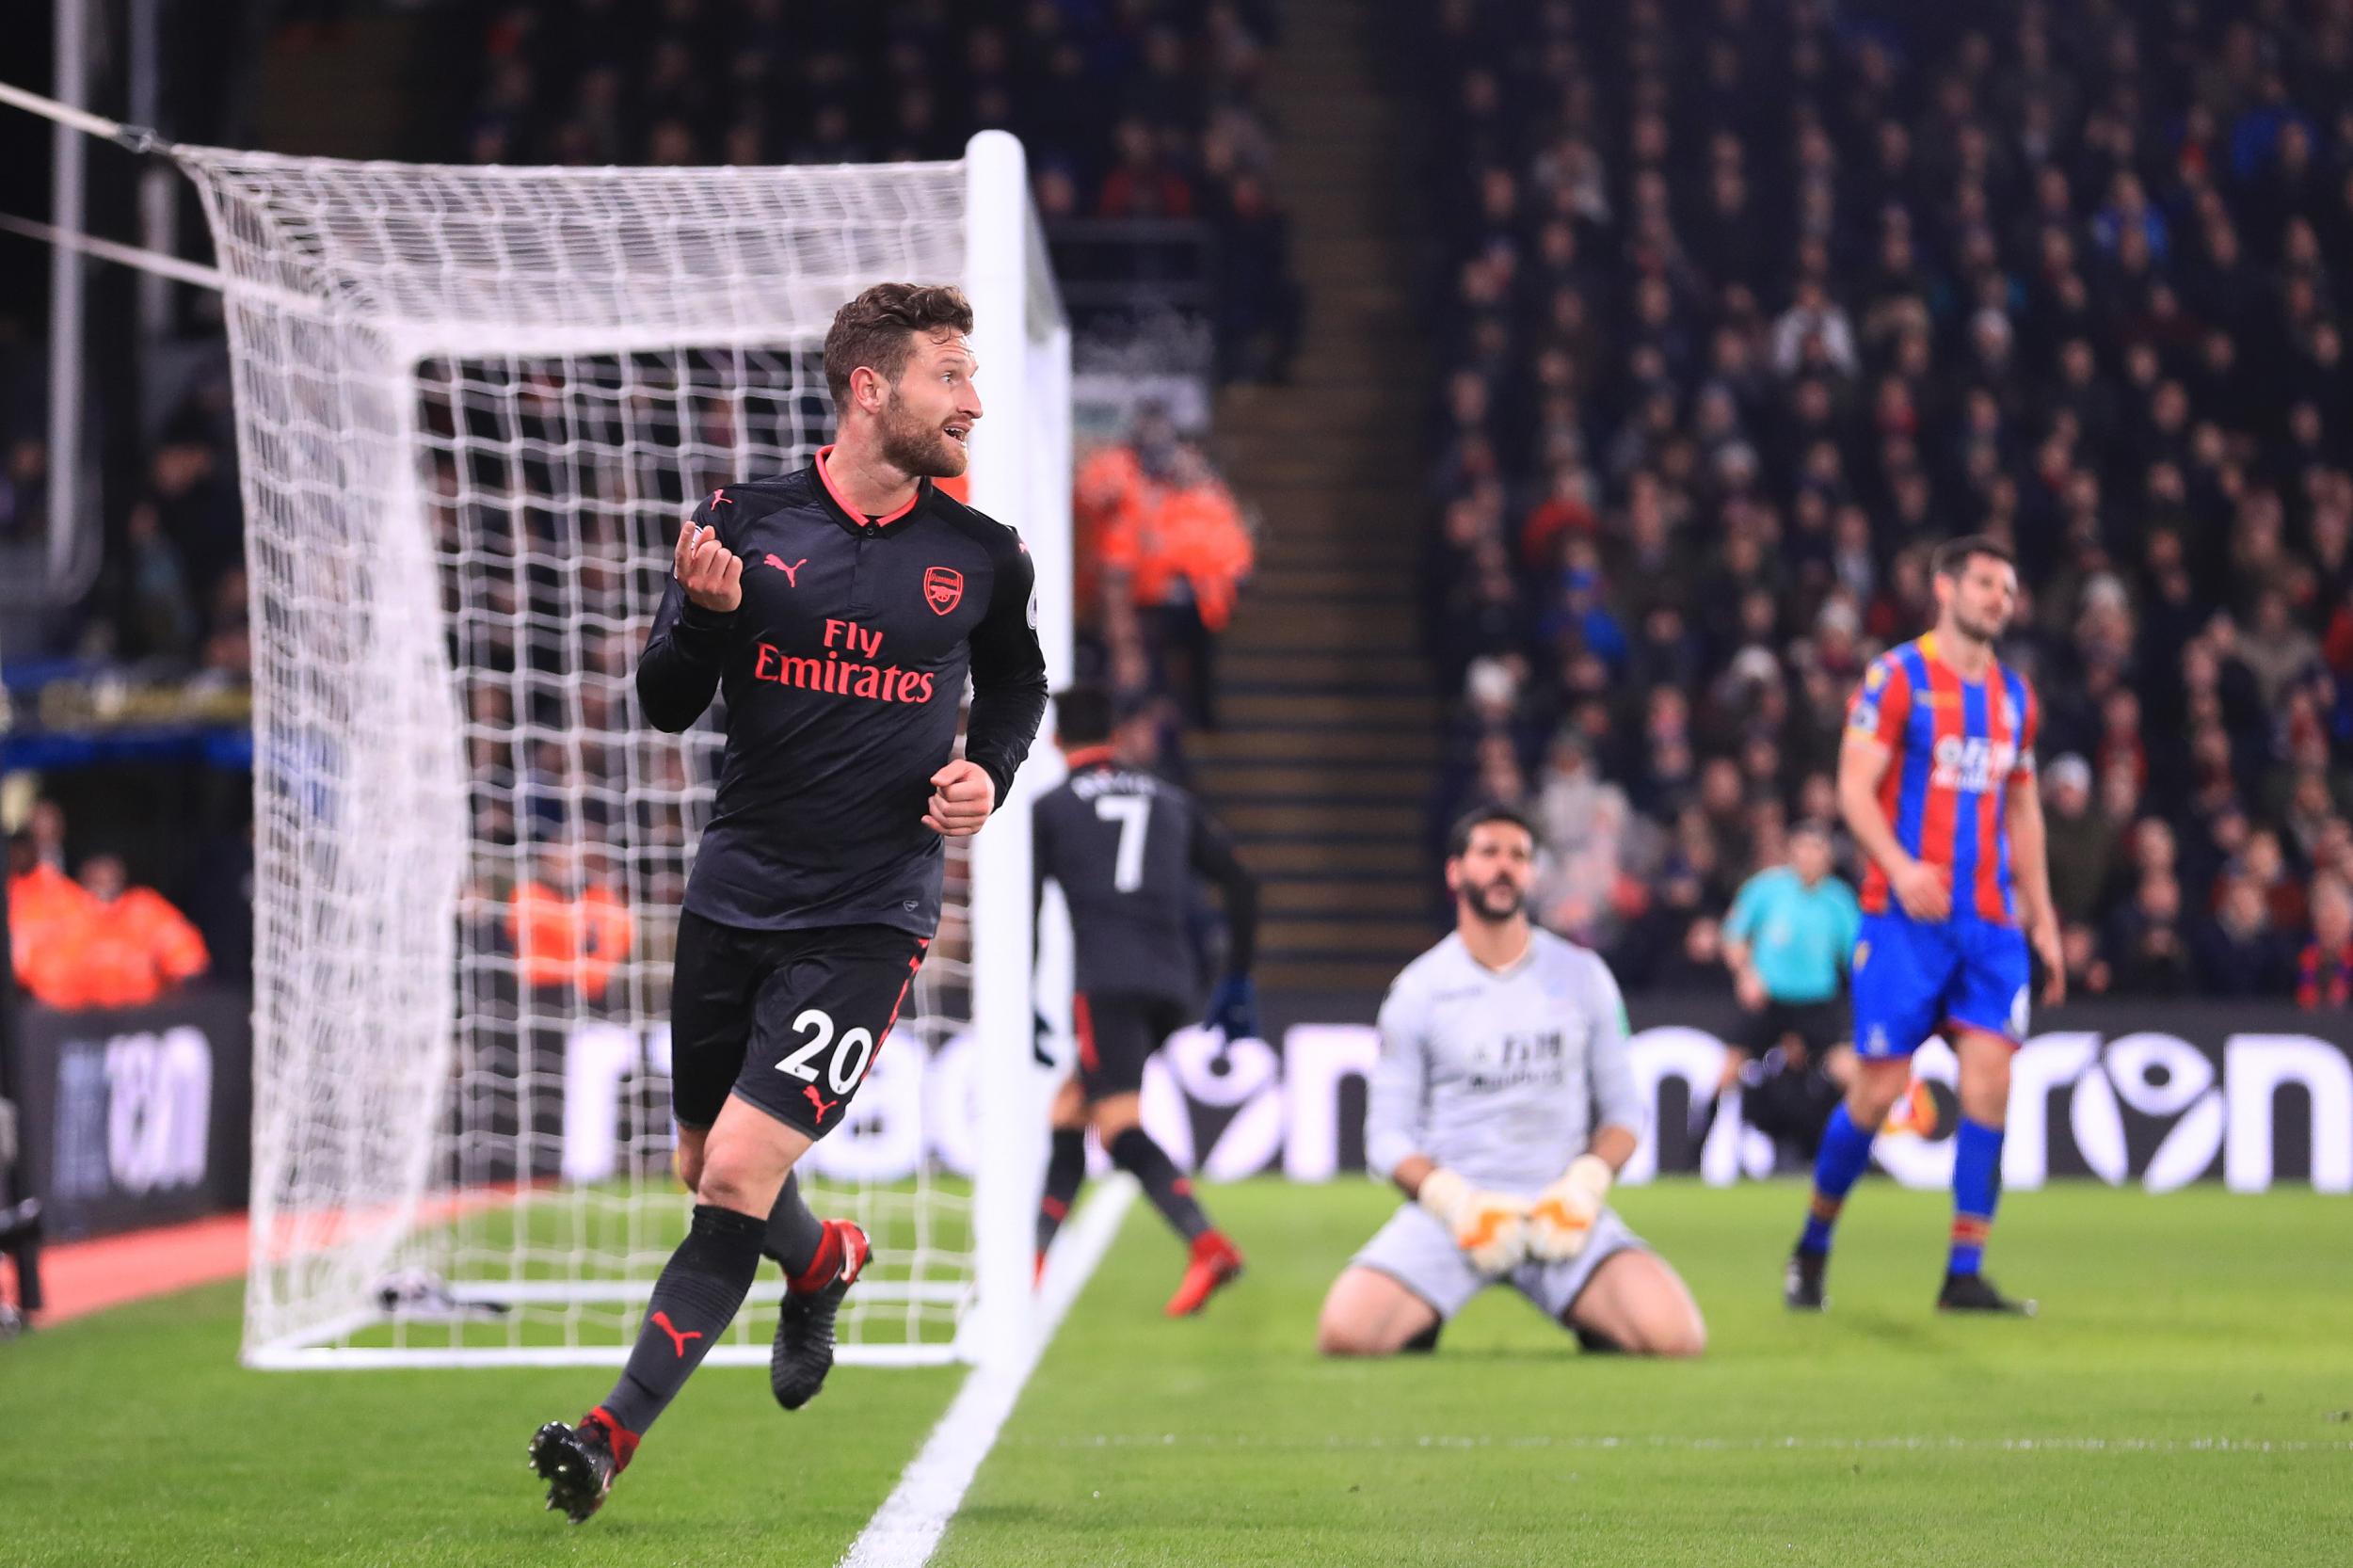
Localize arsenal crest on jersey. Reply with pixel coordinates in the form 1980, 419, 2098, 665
923, 566, 964, 616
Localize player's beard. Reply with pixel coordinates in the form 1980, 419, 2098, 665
877, 389, 968, 479
1953, 605, 2009, 645
1461, 874, 1527, 923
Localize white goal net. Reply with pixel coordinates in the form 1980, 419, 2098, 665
177, 134, 1068, 1369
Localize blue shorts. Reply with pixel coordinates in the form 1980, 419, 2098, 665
1850, 911, 2030, 1059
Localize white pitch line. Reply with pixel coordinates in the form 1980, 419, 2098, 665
1015, 1432, 2353, 1456
838, 1176, 1137, 1568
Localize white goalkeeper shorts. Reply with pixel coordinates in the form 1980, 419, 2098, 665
1350, 1202, 1646, 1321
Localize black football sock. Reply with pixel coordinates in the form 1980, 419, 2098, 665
764, 1172, 825, 1277
1108, 1127, 1211, 1242
600, 1204, 764, 1436
1037, 1128, 1087, 1254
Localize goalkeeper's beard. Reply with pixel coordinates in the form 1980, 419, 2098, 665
877, 391, 968, 479
1461, 875, 1526, 923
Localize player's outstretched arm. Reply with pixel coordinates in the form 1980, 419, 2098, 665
961, 532, 1049, 812
637, 502, 742, 733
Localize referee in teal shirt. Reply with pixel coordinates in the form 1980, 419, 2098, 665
1721, 822, 1861, 1111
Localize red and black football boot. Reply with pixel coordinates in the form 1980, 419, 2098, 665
528, 1407, 636, 1524
771, 1219, 871, 1410
1163, 1230, 1245, 1318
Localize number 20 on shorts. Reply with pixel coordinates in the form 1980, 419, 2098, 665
776, 1008, 873, 1096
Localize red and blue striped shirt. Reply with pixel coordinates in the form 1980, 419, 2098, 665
1845, 633, 2040, 924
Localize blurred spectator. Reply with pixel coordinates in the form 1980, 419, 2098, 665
2105, 872, 2196, 998
2061, 920, 2113, 1000
507, 840, 635, 1002
2194, 874, 2295, 998
2295, 876, 2353, 1010
7, 806, 88, 985
1208, 171, 1302, 382
1098, 440, 1255, 730
1097, 116, 1195, 219
2041, 755, 2114, 924
18, 854, 211, 1011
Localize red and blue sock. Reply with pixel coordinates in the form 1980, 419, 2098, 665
1798, 1102, 1876, 1256
1948, 1118, 2004, 1276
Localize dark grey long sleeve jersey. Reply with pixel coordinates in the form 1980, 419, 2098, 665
638, 456, 1048, 937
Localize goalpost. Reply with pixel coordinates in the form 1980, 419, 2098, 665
146, 131, 1070, 1369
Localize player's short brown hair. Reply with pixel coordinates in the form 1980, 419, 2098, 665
1931, 534, 2017, 580
823, 282, 975, 407
1446, 803, 1539, 861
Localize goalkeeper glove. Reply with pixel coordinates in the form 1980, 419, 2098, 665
1203, 973, 1259, 1044
1526, 1154, 1613, 1263
1416, 1167, 1529, 1275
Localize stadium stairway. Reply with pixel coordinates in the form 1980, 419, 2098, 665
1200, 0, 1438, 998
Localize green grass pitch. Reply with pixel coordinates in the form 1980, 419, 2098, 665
4, 1180, 2348, 1566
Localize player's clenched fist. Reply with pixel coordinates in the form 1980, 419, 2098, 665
922, 759, 995, 838
1416, 1166, 1529, 1275
674, 521, 743, 613
1527, 1154, 1613, 1262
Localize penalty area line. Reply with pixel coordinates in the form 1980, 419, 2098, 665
838, 1176, 1137, 1568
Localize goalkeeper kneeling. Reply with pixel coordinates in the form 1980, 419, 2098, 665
1316, 806, 1706, 1359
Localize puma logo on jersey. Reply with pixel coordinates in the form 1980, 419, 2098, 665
764, 553, 808, 586
650, 1310, 702, 1358
804, 1083, 840, 1123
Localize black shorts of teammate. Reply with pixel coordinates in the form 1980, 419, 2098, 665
1738, 998, 1846, 1060
669, 909, 929, 1139
1071, 991, 1189, 1101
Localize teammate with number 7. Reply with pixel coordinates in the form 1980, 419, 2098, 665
1029, 686, 1259, 1315
529, 283, 1047, 1523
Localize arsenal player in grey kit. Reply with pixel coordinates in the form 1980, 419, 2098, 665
530, 284, 1047, 1523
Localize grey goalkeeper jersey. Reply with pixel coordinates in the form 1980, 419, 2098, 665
1367, 930, 1647, 1195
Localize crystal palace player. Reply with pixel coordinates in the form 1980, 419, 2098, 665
529, 283, 1047, 1523
1786, 536, 2063, 1316
1317, 806, 1705, 1359
1031, 687, 1258, 1315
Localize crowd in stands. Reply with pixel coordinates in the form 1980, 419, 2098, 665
450, 0, 1300, 382
1416, 0, 2353, 1006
